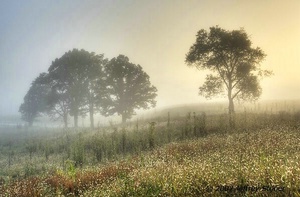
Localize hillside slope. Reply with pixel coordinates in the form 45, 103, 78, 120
1, 126, 300, 196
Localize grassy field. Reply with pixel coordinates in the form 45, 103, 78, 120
0, 108, 300, 196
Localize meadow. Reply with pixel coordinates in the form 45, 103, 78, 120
1, 102, 300, 196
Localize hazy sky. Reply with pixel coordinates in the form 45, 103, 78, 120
0, 0, 299, 116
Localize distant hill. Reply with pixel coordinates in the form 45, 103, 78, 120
136, 99, 300, 121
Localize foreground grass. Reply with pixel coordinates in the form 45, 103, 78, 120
1, 126, 300, 196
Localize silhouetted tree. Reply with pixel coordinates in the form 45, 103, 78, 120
186, 26, 272, 128
47, 49, 106, 128
46, 81, 70, 128
19, 73, 50, 126
102, 55, 157, 123
82, 53, 108, 128
46, 49, 107, 128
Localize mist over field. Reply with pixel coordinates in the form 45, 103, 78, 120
1, 1, 300, 196
0, 0, 299, 120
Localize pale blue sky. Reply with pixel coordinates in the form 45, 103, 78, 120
0, 0, 299, 116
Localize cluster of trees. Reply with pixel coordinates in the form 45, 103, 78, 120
20, 26, 271, 129
19, 49, 157, 128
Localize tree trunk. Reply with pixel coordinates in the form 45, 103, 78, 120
227, 79, 236, 128
90, 104, 94, 129
122, 113, 126, 124
74, 110, 78, 128
227, 78, 236, 129
228, 96, 235, 129
63, 114, 68, 128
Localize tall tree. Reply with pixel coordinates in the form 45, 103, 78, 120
47, 49, 106, 128
46, 79, 70, 128
186, 26, 271, 128
19, 73, 50, 126
82, 53, 107, 128
102, 55, 157, 123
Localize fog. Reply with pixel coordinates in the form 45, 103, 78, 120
0, 0, 299, 120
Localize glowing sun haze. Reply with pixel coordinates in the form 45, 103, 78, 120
0, 0, 299, 116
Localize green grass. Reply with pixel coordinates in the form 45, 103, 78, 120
0, 111, 300, 196
81, 127, 300, 196
1, 126, 300, 196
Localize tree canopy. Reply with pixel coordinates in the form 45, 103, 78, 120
19, 73, 50, 126
20, 50, 157, 127
186, 26, 272, 127
101, 55, 157, 123
46, 49, 106, 128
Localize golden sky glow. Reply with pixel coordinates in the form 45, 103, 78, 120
0, 0, 299, 115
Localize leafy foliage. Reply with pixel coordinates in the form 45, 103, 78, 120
199, 74, 223, 99
47, 49, 106, 127
20, 50, 157, 127
101, 55, 157, 123
186, 26, 272, 127
19, 73, 50, 126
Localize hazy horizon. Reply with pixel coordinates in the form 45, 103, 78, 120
1, 0, 299, 117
